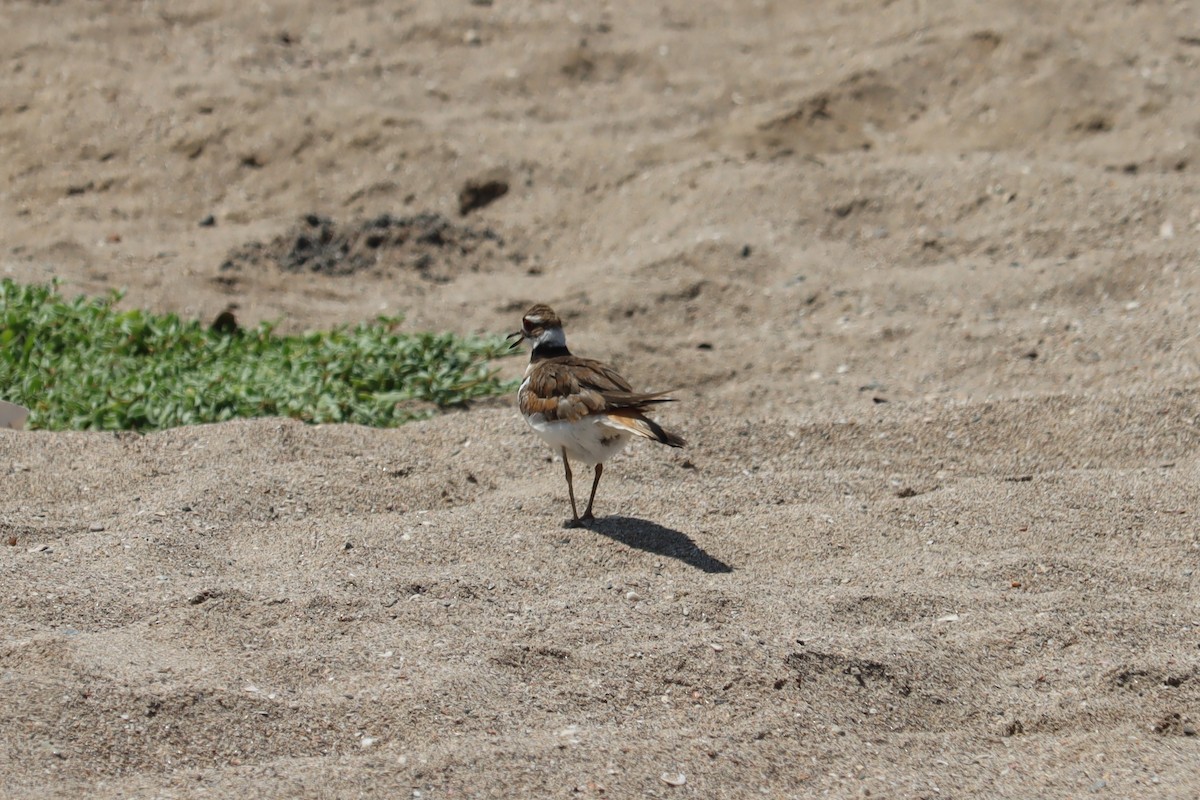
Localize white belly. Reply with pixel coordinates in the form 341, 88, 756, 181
525, 414, 631, 465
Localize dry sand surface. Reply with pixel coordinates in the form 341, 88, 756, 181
3, 0, 1200, 797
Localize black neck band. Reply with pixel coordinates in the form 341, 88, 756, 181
531, 343, 571, 360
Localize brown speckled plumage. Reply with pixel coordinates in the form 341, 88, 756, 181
518, 355, 678, 430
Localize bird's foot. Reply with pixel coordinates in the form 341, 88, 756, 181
562, 517, 587, 529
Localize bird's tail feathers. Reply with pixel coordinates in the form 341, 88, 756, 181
603, 410, 685, 448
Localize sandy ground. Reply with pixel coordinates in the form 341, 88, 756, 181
3, 0, 1200, 796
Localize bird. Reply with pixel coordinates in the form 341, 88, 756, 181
508, 304, 684, 527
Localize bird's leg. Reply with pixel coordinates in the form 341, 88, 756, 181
582, 463, 603, 521
562, 449, 583, 528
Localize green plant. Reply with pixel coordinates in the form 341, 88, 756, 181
0, 280, 516, 431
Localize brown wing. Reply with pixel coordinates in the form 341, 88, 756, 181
520, 356, 676, 423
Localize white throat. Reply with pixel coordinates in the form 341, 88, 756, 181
533, 327, 567, 350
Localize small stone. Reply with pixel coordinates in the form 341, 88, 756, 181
89, 523, 106, 532
199, 214, 216, 227
660, 772, 686, 786
458, 168, 510, 215
188, 590, 218, 605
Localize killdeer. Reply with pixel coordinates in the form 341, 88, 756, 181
508, 304, 684, 527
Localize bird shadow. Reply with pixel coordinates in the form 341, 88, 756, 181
585, 515, 733, 573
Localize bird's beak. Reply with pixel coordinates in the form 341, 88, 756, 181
506, 330, 524, 351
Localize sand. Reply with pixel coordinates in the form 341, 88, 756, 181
2, 0, 1200, 796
